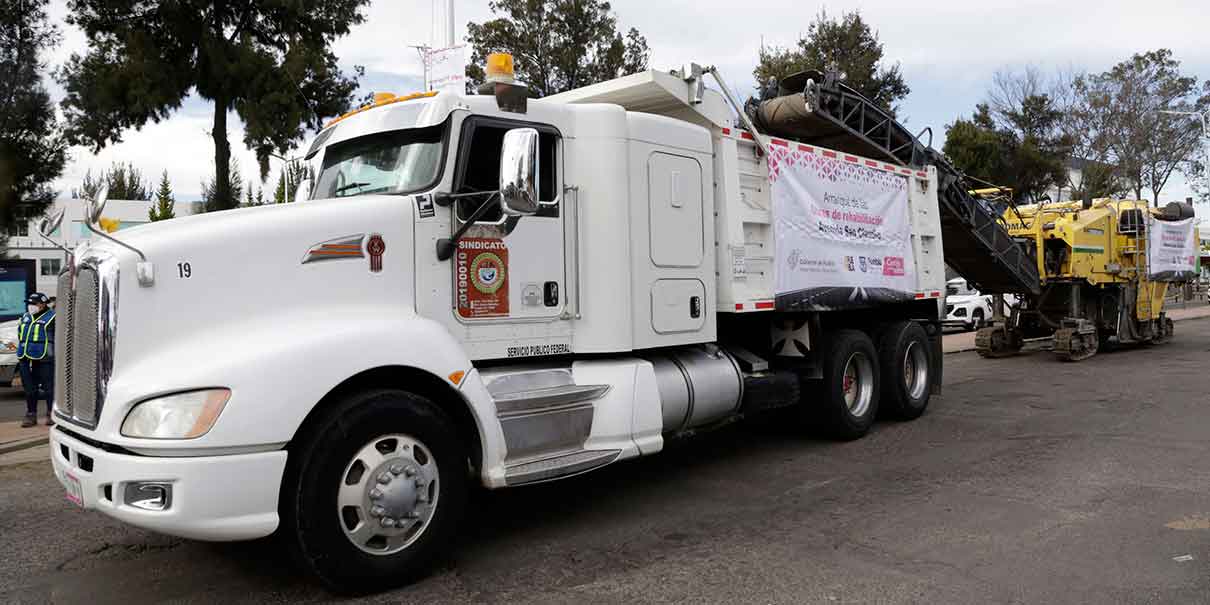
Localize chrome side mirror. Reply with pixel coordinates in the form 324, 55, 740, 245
498, 128, 540, 216
39, 207, 65, 237
87, 183, 109, 224
294, 178, 313, 203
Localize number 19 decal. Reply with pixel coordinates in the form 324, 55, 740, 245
177, 262, 192, 278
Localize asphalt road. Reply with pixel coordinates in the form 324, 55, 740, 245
3, 320, 1210, 604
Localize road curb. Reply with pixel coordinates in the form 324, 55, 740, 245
0, 435, 49, 456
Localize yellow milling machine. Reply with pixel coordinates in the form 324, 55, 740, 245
975, 197, 1198, 361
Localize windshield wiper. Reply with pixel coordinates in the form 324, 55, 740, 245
334, 181, 371, 194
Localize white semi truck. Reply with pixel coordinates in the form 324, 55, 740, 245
45, 59, 954, 591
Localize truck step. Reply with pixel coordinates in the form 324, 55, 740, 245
493, 384, 611, 416
504, 449, 622, 485
482, 367, 612, 464
484, 368, 611, 415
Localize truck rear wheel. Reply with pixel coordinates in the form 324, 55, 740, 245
878, 321, 932, 420
808, 329, 880, 440
281, 389, 469, 593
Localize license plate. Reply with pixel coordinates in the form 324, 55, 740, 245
64, 473, 83, 507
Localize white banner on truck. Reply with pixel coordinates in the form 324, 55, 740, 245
771, 146, 916, 309
1147, 216, 1197, 280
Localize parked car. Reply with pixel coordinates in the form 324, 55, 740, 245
944, 278, 994, 331
0, 319, 18, 387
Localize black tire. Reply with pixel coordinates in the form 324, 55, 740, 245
806, 329, 880, 440
280, 389, 469, 594
970, 309, 985, 331
877, 321, 932, 421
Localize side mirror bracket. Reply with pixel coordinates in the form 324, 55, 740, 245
436, 193, 500, 261
83, 184, 156, 287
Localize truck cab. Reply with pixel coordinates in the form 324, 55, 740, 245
48, 57, 945, 592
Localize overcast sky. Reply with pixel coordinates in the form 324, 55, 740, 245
45, 0, 1210, 203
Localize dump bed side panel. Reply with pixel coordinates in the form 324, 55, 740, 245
714, 129, 945, 314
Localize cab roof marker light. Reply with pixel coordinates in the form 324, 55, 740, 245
322, 91, 440, 130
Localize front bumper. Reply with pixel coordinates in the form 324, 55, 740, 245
942, 313, 973, 327
50, 427, 288, 541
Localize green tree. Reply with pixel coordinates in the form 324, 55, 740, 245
466, 0, 650, 97
944, 68, 1072, 203
942, 106, 1010, 188
71, 168, 102, 200
753, 10, 909, 115
105, 161, 149, 200
148, 170, 176, 221
0, 0, 67, 251
1078, 50, 1210, 204
272, 161, 313, 204
242, 182, 265, 207
72, 162, 150, 200
202, 160, 243, 213
59, 1, 370, 213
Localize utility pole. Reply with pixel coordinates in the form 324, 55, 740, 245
446, 0, 456, 47
410, 45, 432, 90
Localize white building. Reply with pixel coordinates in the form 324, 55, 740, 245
5, 198, 197, 297
1045, 158, 1109, 203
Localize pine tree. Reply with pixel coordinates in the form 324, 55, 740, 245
72, 169, 102, 200
272, 161, 313, 204
0, 0, 67, 253
148, 171, 176, 221
201, 160, 243, 213
273, 171, 288, 204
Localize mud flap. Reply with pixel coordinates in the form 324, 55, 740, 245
926, 320, 943, 395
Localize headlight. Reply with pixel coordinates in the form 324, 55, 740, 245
121, 389, 231, 439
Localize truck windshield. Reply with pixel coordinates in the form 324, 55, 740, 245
314, 124, 444, 199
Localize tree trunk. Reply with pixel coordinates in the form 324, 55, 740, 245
212, 96, 232, 211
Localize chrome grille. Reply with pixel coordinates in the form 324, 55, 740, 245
55, 253, 116, 429
54, 270, 75, 417
70, 268, 101, 424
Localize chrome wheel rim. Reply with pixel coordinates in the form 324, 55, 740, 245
337, 434, 439, 556
903, 341, 929, 400
841, 352, 875, 417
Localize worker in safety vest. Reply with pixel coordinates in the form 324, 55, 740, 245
17, 292, 55, 427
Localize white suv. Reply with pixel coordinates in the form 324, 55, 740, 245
944, 278, 993, 331
0, 319, 18, 387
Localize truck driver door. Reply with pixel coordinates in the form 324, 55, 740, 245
449, 117, 567, 335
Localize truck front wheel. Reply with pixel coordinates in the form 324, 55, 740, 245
281, 389, 469, 593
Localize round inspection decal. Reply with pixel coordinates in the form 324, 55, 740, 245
470, 252, 505, 294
